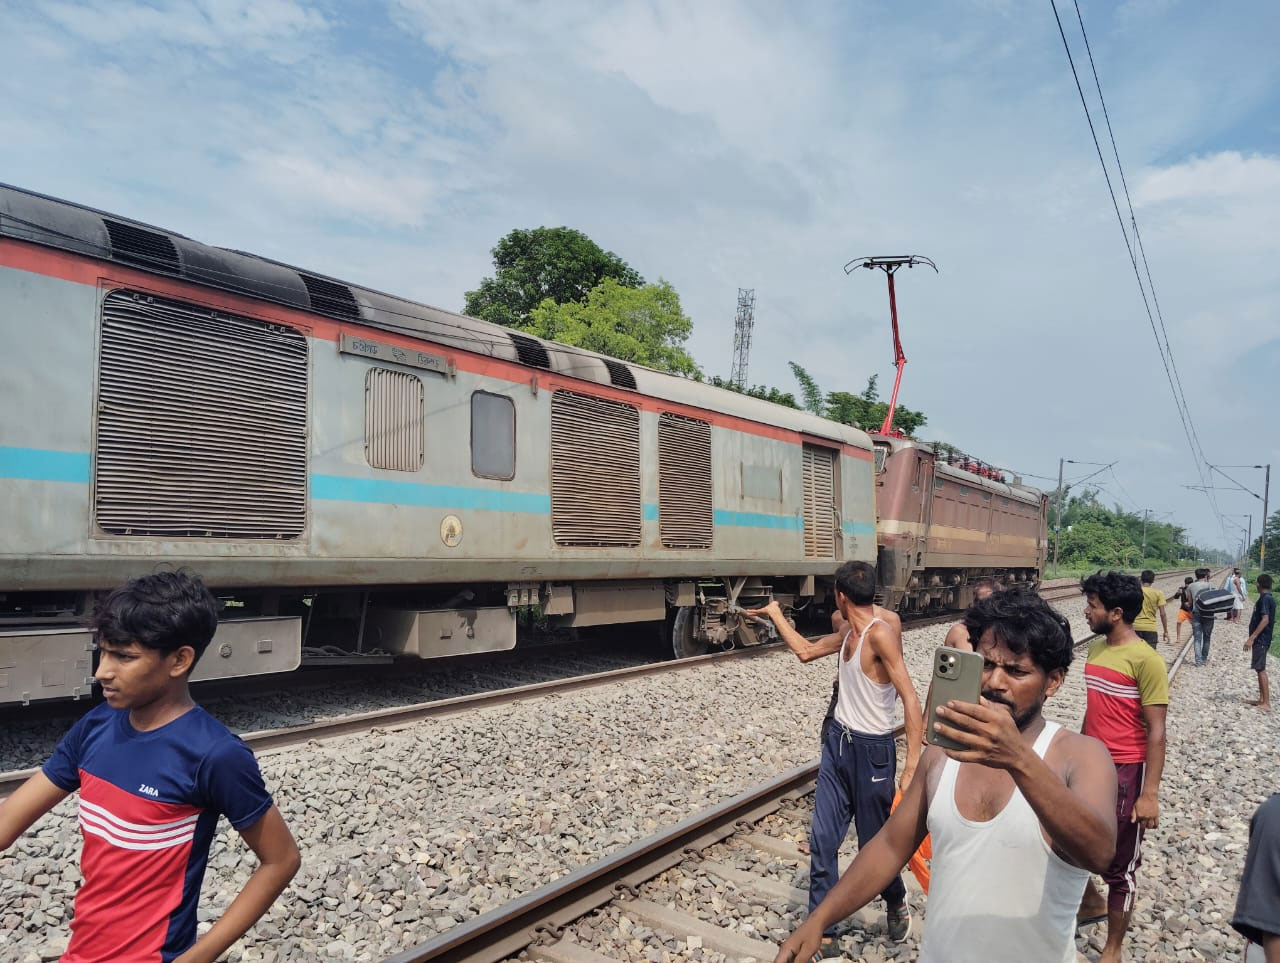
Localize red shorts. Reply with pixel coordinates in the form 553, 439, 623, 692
1104, 762, 1147, 913
1177, 610, 1191, 624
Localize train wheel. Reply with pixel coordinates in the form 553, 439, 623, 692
672, 606, 711, 660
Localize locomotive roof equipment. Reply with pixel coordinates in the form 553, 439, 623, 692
842, 254, 937, 436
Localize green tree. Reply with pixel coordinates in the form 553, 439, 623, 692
465, 227, 644, 329
1249, 509, 1280, 572
525, 278, 699, 377
788, 361, 825, 415
787, 366, 928, 434
706, 376, 800, 409
1057, 518, 1142, 568
825, 375, 928, 437
1048, 487, 1198, 569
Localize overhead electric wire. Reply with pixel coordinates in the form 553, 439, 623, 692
1048, 0, 1227, 544
1070, 0, 1203, 465
1073, 462, 1116, 487
1208, 465, 1265, 501
1069, 0, 1223, 540
1106, 466, 1143, 513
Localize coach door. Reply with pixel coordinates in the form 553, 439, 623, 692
802, 444, 839, 559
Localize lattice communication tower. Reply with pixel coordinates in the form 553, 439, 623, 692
729, 287, 756, 390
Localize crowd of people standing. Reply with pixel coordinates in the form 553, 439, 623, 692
768, 562, 1276, 962
0, 562, 1273, 961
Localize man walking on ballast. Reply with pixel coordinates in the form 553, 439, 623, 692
749, 560, 922, 956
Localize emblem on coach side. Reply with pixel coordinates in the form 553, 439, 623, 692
440, 514, 463, 548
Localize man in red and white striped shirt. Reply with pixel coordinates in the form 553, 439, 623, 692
1076, 570, 1169, 963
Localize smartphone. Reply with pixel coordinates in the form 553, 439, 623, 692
925, 647, 985, 750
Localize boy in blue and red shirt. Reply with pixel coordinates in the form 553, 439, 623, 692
0, 572, 300, 962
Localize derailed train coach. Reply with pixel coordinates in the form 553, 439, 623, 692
870, 434, 1050, 613
0, 184, 881, 706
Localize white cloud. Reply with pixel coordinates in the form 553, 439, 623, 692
1, 0, 1276, 548
1136, 151, 1280, 204
242, 152, 443, 228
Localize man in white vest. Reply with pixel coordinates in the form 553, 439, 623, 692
773, 587, 1118, 963
749, 560, 923, 954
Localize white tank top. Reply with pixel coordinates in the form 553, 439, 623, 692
918, 720, 1091, 963
832, 617, 897, 735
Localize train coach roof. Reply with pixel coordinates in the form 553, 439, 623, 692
933, 462, 1043, 506
0, 183, 869, 451
873, 434, 1044, 504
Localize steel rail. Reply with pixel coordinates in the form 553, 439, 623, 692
0, 643, 787, 800
379, 615, 1112, 963
1040, 567, 1187, 592
0, 611, 987, 799
381, 763, 820, 963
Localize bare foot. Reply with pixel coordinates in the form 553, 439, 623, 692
1260, 703, 1272, 713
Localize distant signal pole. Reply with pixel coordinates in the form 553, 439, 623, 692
843, 255, 937, 434
729, 288, 756, 390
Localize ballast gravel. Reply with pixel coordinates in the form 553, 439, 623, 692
0, 644, 662, 773
4, 576, 1265, 963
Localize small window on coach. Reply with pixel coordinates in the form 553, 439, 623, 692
366, 368, 425, 472
471, 391, 516, 480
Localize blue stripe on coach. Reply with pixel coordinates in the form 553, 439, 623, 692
0, 446, 92, 483
310, 474, 553, 514
0, 451, 855, 535
713, 509, 803, 531
315, 476, 806, 530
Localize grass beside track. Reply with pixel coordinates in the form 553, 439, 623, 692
1045, 562, 1205, 579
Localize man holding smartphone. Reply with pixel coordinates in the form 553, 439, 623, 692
748, 560, 922, 955
772, 587, 1118, 963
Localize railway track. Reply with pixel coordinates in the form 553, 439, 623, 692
0, 615, 1047, 800
0, 644, 781, 801
1038, 567, 1191, 603
0, 570, 1205, 802
375, 570, 1214, 963
0, 568, 1208, 957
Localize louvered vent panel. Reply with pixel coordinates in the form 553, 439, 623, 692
365, 369, 424, 471
658, 413, 712, 549
604, 359, 636, 389
299, 273, 360, 320
510, 332, 551, 369
95, 290, 308, 538
103, 219, 180, 273
802, 445, 836, 558
550, 390, 641, 546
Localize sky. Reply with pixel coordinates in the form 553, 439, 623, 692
2, 0, 1277, 553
